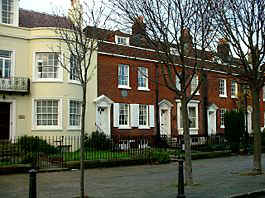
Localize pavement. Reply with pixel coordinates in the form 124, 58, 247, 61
0, 154, 265, 198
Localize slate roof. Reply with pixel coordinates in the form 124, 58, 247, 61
18, 9, 241, 74
19, 9, 71, 28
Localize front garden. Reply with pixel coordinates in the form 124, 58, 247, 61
1, 131, 263, 173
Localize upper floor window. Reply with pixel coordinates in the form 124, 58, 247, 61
115, 35, 129, 45
220, 108, 226, 128
231, 80, 238, 98
35, 52, 61, 81
139, 104, 148, 127
0, 50, 11, 78
1, 0, 14, 24
118, 64, 130, 89
191, 75, 199, 95
219, 79, 227, 97
138, 67, 149, 90
69, 54, 79, 82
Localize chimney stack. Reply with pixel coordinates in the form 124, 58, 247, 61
217, 38, 230, 62
132, 16, 146, 35
180, 28, 193, 55
68, 0, 82, 25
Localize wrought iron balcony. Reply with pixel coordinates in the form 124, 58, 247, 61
0, 77, 30, 95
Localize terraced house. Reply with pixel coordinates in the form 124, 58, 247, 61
0, 0, 264, 141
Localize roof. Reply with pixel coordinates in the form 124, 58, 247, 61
18, 9, 241, 74
19, 9, 71, 29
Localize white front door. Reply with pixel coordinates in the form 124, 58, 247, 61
160, 109, 169, 136
208, 111, 216, 135
97, 107, 110, 136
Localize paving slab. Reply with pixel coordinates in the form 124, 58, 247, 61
0, 154, 265, 198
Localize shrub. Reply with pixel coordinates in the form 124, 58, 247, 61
224, 110, 245, 153
84, 131, 113, 151
17, 136, 59, 154
150, 151, 170, 164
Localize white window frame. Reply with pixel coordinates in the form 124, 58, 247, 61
176, 100, 199, 135
68, 54, 81, 85
170, 47, 179, 55
0, 0, 14, 25
33, 52, 63, 83
118, 64, 131, 89
32, 98, 63, 130
219, 79, 227, 98
220, 108, 226, 128
115, 35, 129, 45
0, 49, 13, 78
68, 99, 82, 130
118, 103, 130, 129
191, 75, 199, 95
231, 80, 238, 98
138, 67, 149, 91
139, 104, 149, 129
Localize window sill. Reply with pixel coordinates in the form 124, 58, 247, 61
219, 95, 227, 98
118, 126, 132, 129
220, 125, 225, 129
32, 79, 63, 83
137, 87, 150, 91
178, 128, 198, 135
231, 96, 237, 99
32, 127, 63, 131
118, 85, 131, 90
68, 127, 81, 131
139, 126, 150, 129
68, 80, 81, 85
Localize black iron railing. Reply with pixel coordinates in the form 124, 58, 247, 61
0, 77, 30, 94
0, 134, 234, 170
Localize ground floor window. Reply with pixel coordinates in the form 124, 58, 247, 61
119, 103, 129, 126
139, 104, 148, 127
33, 99, 62, 130
113, 103, 154, 129
177, 100, 199, 135
69, 100, 81, 128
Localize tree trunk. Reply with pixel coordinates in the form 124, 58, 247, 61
181, 99, 193, 185
251, 88, 262, 174
155, 64, 161, 146
80, 86, 87, 198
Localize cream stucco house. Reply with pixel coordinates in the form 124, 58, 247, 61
0, 0, 97, 140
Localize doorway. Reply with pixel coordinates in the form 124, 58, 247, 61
0, 102, 10, 139
160, 109, 169, 136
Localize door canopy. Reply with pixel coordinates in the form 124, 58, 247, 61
94, 95, 113, 107
159, 99, 173, 109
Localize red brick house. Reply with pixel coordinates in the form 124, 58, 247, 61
94, 19, 265, 139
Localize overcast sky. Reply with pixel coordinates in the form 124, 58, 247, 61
19, 0, 71, 14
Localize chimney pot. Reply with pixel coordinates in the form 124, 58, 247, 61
217, 38, 230, 62
132, 16, 146, 35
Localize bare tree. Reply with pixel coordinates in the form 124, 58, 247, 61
111, 0, 216, 185
53, 0, 112, 197
212, 0, 265, 174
